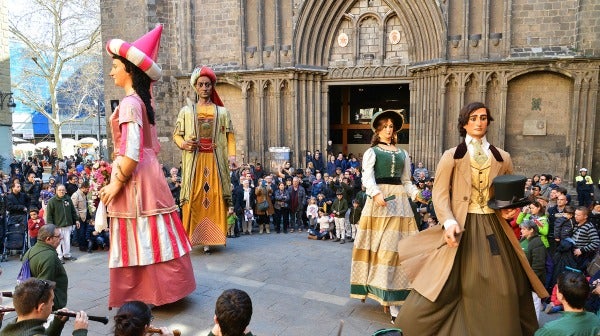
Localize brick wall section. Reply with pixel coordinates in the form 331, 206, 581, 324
578, 0, 600, 57
511, 0, 578, 54
192, 0, 241, 71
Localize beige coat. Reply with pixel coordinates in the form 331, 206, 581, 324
398, 143, 549, 302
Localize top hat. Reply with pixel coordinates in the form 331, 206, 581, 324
487, 175, 531, 210
370, 109, 404, 133
106, 25, 163, 81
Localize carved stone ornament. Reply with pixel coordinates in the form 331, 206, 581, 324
337, 32, 349, 47
389, 30, 401, 45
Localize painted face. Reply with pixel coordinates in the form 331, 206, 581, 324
195, 75, 213, 100
109, 58, 131, 88
463, 108, 489, 139
377, 118, 395, 142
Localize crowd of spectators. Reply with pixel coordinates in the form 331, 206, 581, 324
2, 150, 600, 332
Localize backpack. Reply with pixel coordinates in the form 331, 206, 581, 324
17, 251, 42, 283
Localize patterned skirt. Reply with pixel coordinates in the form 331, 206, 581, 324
181, 151, 227, 246
350, 183, 419, 306
108, 211, 196, 308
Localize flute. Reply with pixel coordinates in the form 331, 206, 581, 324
147, 327, 182, 336
0, 307, 109, 325
53, 311, 109, 325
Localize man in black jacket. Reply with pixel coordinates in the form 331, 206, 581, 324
23, 172, 42, 209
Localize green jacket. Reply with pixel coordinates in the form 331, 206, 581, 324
0, 316, 86, 336
23, 242, 68, 310
46, 195, 78, 228
331, 198, 348, 218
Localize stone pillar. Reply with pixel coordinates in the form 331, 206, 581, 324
258, 81, 266, 164
241, 82, 249, 164
568, 79, 582, 176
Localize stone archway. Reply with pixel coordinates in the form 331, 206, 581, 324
294, 0, 446, 67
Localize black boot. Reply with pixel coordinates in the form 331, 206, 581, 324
87, 241, 93, 253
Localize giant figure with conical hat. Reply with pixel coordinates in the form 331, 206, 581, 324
101, 25, 196, 308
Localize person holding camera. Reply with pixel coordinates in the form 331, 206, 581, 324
167, 174, 181, 209
517, 200, 550, 248
23, 172, 42, 210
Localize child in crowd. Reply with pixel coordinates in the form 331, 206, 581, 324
86, 219, 110, 252
316, 193, 329, 214
331, 191, 348, 244
315, 209, 334, 240
306, 197, 319, 230
426, 216, 438, 229
226, 207, 237, 238
544, 282, 564, 314
27, 208, 44, 247
554, 205, 575, 243
347, 199, 362, 243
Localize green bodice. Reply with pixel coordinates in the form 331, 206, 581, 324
373, 146, 406, 179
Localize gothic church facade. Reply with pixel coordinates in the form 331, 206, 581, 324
100, 0, 600, 182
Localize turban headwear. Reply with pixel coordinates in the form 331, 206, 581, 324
190, 66, 224, 107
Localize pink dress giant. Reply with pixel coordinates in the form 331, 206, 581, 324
107, 94, 196, 308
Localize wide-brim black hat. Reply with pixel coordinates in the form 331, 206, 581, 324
370, 109, 404, 133
488, 174, 531, 210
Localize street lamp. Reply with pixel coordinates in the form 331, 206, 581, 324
0, 90, 17, 110
94, 99, 103, 159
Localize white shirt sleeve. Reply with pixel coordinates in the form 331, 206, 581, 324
361, 148, 381, 197
123, 121, 141, 162
402, 150, 418, 200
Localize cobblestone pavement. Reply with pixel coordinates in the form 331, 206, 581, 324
0, 230, 558, 335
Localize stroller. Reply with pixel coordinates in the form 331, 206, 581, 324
2, 213, 29, 261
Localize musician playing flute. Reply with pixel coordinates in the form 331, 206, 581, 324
0, 278, 88, 336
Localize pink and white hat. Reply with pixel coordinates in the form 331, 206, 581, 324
105, 25, 163, 81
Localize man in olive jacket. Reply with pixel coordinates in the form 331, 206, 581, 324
22, 224, 68, 310
46, 184, 79, 262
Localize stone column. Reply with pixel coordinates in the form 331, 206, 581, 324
568, 78, 582, 176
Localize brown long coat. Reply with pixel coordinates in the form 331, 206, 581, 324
255, 185, 274, 215
398, 143, 549, 302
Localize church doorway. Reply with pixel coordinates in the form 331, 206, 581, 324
328, 84, 410, 161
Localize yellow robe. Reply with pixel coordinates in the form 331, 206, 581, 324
174, 102, 235, 246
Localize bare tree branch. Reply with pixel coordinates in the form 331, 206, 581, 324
10, 0, 102, 158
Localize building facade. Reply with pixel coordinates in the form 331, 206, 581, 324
0, 0, 13, 171
100, 0, 600, 183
